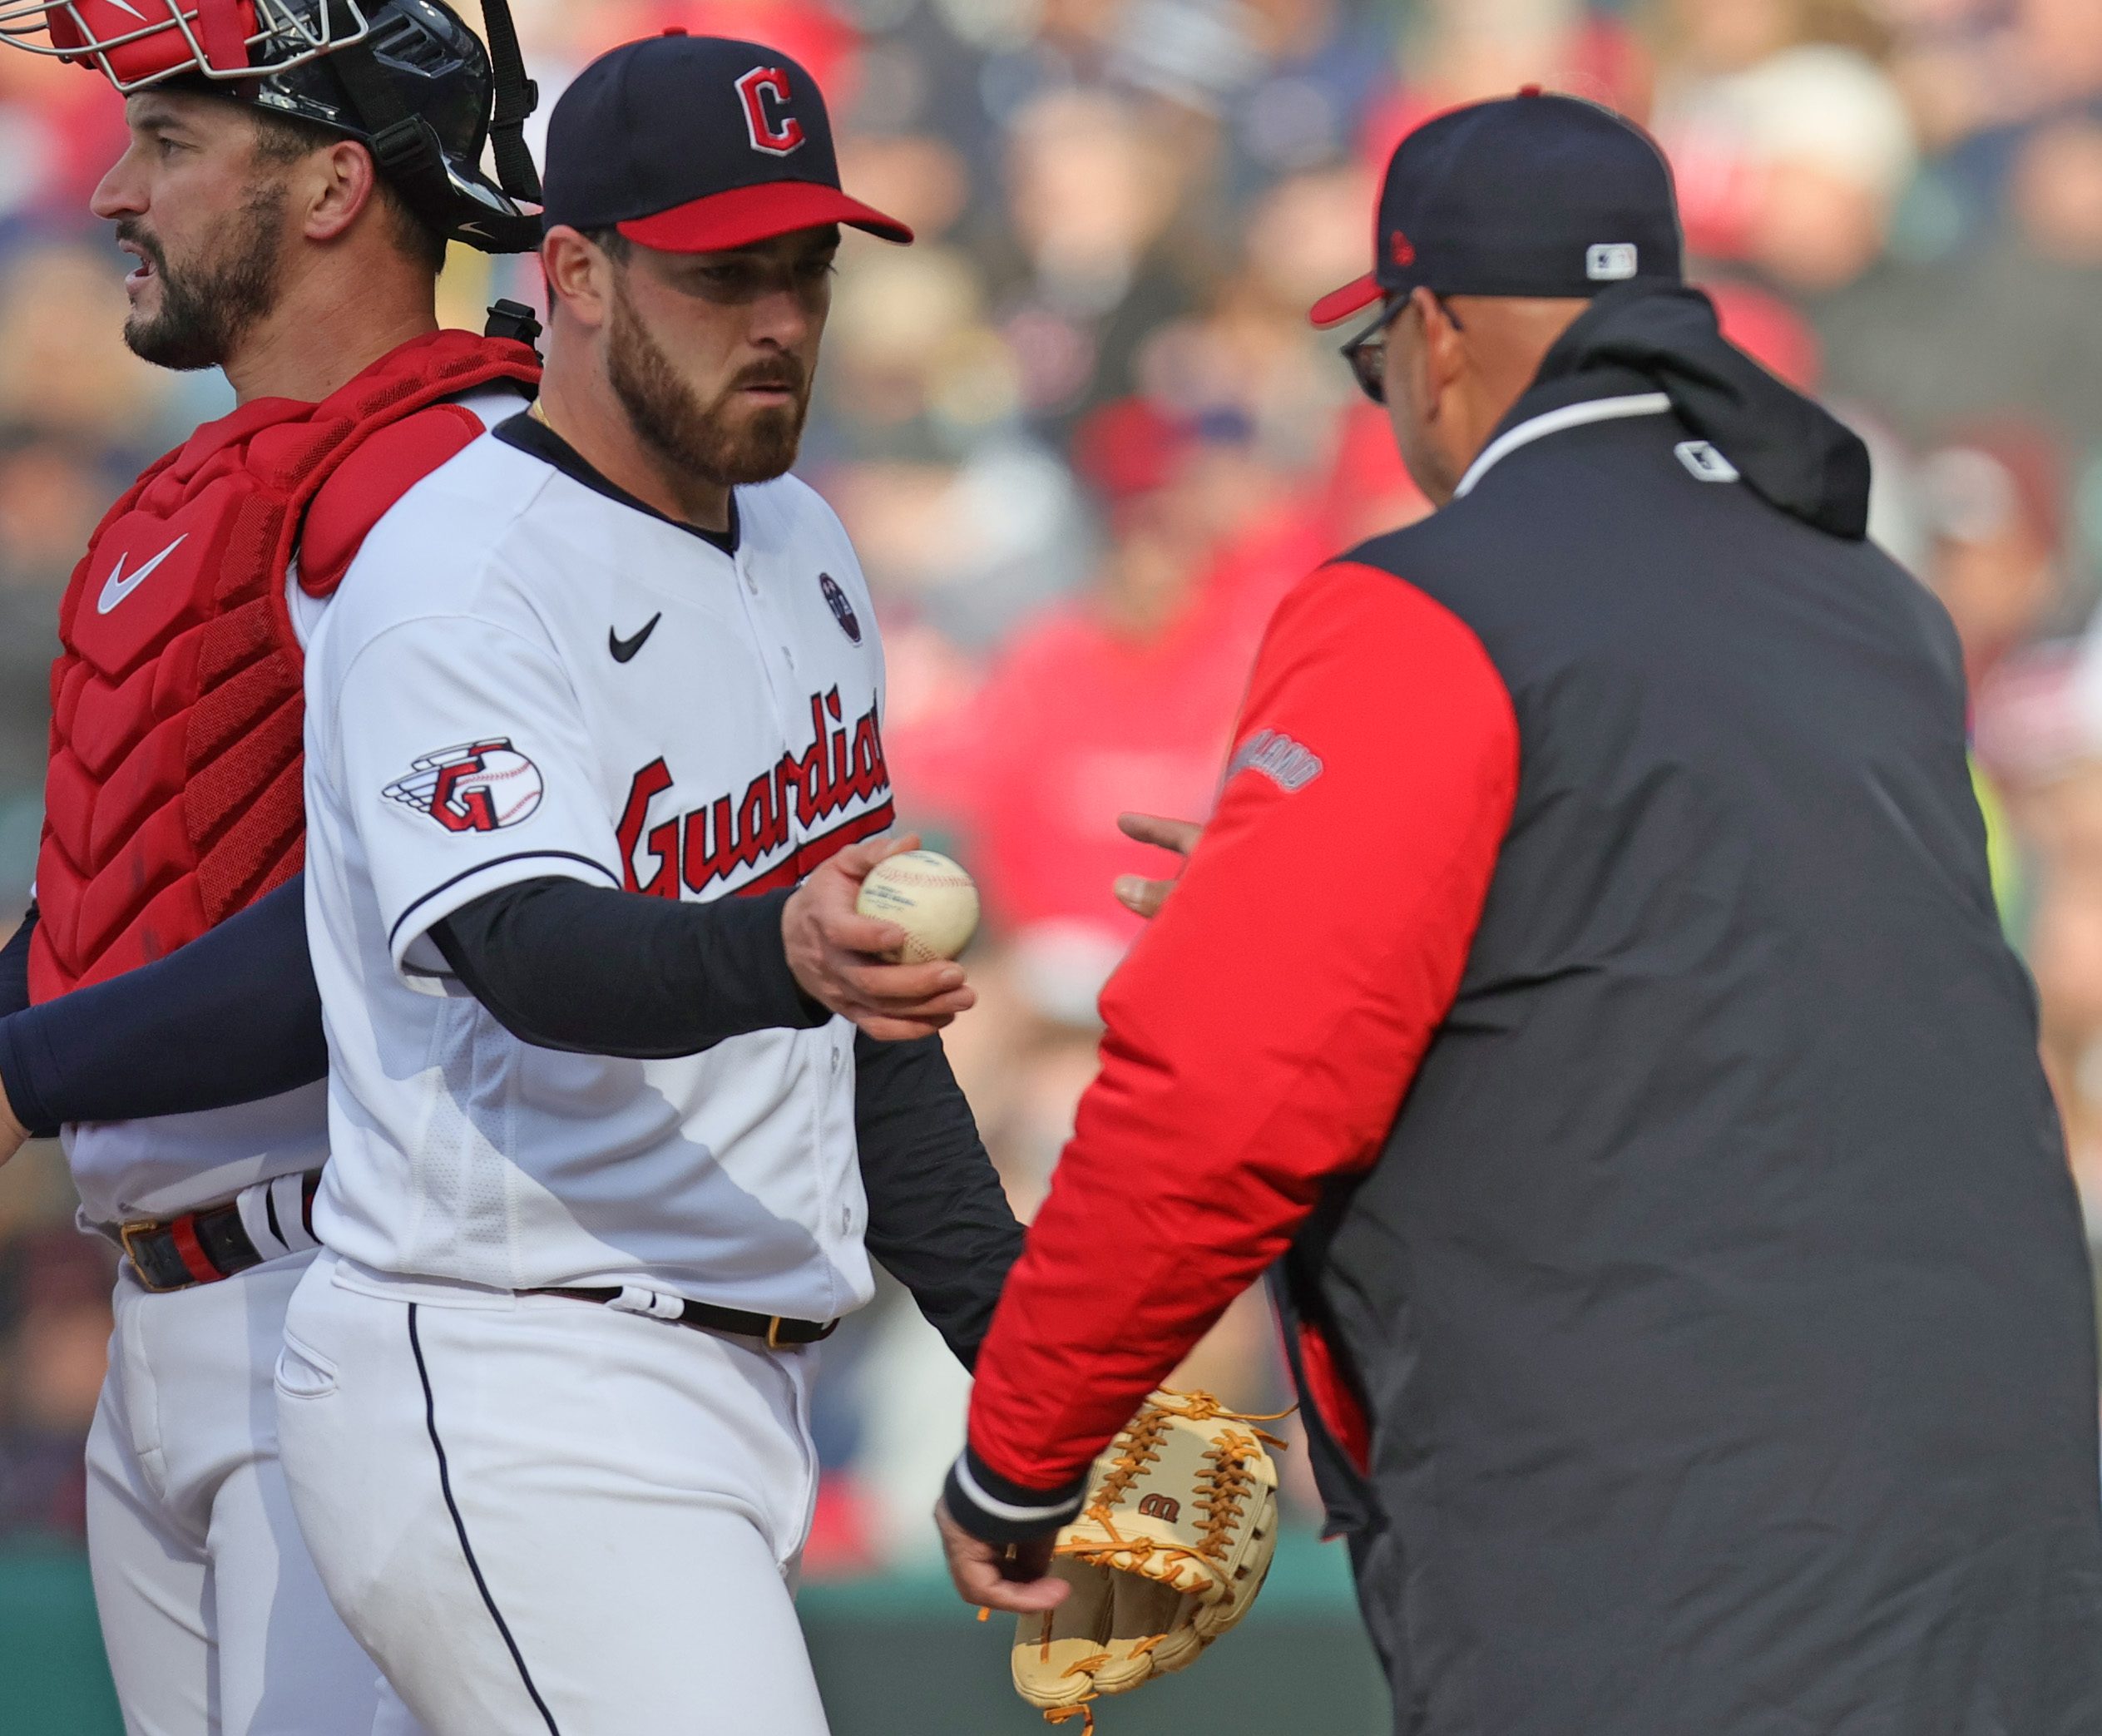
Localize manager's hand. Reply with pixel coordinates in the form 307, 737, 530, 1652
934, 1497, 1069, 1615
784, 833, 977, 1041
1112, 812, 1203, 918
0, 1081, 24, 1172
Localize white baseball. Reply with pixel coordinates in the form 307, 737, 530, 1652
856, 850, 980, 962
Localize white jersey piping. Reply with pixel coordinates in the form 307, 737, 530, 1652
1452, 392, 1674, 499
949, 1453, 1085, 1524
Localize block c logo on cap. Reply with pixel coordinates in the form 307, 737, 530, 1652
736, 66, 805, 156
1586, 242, 1638, 281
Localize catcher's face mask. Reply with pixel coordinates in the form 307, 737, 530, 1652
0, 0, 544, 255
0, 0, 370, 95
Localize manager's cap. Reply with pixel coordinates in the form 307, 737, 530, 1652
1309, 90, 1680, 327
542, 32, 913, 252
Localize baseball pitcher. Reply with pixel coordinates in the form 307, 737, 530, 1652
273, 33, 1021, 1736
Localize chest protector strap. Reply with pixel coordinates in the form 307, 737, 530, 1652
30, 329, 542, 1002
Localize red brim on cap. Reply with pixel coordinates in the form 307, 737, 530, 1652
618, 181, 914, 252
1308, 271, 1382, 329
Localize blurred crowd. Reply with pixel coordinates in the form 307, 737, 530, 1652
4, 0, 2102, 1572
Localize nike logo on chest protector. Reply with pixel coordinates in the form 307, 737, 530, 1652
96, 533, 189, 615
610, 613, 662, 663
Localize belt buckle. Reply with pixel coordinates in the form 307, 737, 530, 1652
765, 1315, 839, 1350
118, 1220, 180, 1293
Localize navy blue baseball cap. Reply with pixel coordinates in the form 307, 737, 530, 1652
1310, 90, 1681, 327
542, 32, 912, 253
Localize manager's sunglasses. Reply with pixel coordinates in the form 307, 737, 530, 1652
1340, 293, 1465, 404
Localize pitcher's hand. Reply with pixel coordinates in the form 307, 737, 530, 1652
1112, 813, 1203, 918
784, 833, 977, 1040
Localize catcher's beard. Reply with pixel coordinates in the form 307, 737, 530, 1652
116, 182, 289, 372
606, 270, 809, 491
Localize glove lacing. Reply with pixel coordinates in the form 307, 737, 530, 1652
1054, 1393, 1291, 1594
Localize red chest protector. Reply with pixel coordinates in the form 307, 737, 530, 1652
30, 329, 542, 1002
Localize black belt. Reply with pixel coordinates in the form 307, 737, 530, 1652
115, 1171, 323, 1294
522, 1286, 838, 1349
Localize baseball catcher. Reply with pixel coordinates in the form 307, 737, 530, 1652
0, 4, 533, 1732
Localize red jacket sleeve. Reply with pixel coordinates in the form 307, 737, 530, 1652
951, 560, 1520, 1526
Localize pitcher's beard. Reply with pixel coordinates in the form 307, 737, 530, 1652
118, 181, 289, 372
607, 277, 809, 489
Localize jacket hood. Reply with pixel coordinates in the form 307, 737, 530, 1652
1530, 282, 1871, 539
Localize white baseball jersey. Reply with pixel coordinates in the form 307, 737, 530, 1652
66, 384, 525, 1229
301, 417, 891, 1315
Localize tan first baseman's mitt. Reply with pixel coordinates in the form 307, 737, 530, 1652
1011, 1391, 1288, 1729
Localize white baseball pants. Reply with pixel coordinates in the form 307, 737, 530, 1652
87, 1251, 423, 1736
274, 1254, 831, 1736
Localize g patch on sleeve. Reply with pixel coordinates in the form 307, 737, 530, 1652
383, 739, 545, 833
1227, 728, 1323, 793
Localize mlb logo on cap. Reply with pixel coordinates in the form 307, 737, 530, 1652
1585, 242, 1640, 280
542, 32, 913, 253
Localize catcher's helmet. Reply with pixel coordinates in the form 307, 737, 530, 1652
0, 0, 542, 253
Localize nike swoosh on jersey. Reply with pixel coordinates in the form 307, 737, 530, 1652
609, 613, 662, 663
96, 533, 190, 616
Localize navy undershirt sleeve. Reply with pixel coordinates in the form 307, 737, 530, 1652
0, 905, 31, 1021
853, 1031, 1023, 1369
428, 877, 828, 1056
0, 875, 326, 1137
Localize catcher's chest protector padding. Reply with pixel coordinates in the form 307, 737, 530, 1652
1012, 1392, 1288, 1729
30, 329, 541, 1002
